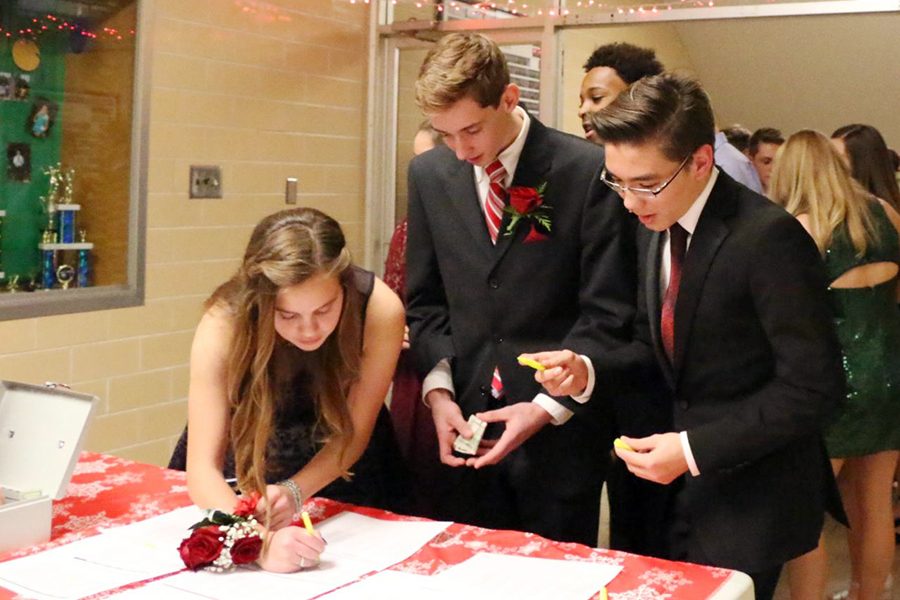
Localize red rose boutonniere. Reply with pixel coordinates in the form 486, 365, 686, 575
178, 492, 263, 573
503, 182, 552, 243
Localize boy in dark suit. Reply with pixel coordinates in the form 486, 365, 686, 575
528, 73, 843, 598
405, 32, 635, 546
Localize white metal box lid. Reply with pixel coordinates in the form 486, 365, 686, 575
0, 381, 97, 500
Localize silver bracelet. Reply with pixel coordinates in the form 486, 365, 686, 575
276, 479, 303, 515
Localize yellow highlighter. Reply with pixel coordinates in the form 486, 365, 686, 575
600, 587, 609, 600
517, 355, 546, 371
613, 438, 635, 452
301, 511, 316, 535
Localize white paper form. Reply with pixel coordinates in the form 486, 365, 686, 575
319, 570, 456, 600
315, 511, 450, 572
163, 565, 338, 599
79, 505, 204, 574
0, 506, 201, 600
145, 512, 451, 600
106, 579, 212, 599
0, 542, 162, 600
428, 552, 623, 600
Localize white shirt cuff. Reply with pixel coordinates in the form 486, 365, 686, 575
570, 354, 595, 404
533, 394, 574, 426
422, 358, 454, 407
680, 430, 701, 476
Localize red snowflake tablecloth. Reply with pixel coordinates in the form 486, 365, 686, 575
0, 453, 748, 599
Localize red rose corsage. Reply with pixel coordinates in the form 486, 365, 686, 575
178, 492, 263, 573
503, 182, 552, 243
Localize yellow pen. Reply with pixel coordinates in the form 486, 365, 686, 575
301, 511, 316, 535
600, 586, 609, 600
517, 355, 546, 371
613, 438, 635, 452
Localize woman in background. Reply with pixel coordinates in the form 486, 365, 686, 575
831, 124, 900, 212
172, 207, 405, 572
772, 131, 900, 600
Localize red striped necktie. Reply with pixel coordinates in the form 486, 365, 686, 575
484, 160, 507, 398
484, 159, 507, 244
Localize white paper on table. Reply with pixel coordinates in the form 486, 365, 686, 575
428, 552, 623, 600
163, 565, 337, 599
99, 505, 205, 544
157, 512, 451, 600
0, 541, 161, 600
319, 569, 456, 600
0, 506, 204, 600
106, 579, 211, 599
66, 506, 204, 575
313, 511, 451, 572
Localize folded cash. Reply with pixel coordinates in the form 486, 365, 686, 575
453, 414, 487, 455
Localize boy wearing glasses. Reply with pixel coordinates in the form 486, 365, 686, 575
527, 74, 843, 599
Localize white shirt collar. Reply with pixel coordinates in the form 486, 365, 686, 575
474, 106, 530, 187
677, 167, 719, 236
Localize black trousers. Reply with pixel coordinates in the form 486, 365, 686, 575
432, 444, 609, 547
667, 480, 783, 600
607, 455, 672, 558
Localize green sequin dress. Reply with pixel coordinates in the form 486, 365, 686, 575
823, 200, 900, 458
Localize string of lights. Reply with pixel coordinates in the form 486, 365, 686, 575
0, 13, 135, 40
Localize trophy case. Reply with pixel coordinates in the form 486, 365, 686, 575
0, 0, 147, 319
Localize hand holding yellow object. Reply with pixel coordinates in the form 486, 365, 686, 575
613, 438, 635, 452
517, 355, 546, 371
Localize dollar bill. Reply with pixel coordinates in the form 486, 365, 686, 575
453, 415, 487, 456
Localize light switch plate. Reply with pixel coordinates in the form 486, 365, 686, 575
189, 165, 222, 199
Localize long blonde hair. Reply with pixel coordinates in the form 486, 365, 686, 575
769, 129, 876, 257
207, 208, 362, 500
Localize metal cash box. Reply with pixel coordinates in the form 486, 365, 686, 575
0, 381, 97, 553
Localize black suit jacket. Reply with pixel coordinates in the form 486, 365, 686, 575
596, 172, 844, 572
405, 115, 636, 498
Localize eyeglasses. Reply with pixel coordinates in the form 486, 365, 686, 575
600, 154, 692, 199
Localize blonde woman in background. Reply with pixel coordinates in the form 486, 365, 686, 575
772, 131, 900, 600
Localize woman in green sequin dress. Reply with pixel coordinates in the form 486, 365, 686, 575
772, 130, 900, 600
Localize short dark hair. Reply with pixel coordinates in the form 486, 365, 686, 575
590, 73, 715, 162
748, 127, 785, 157
582, 42, 664, 84
721, 124, 752, 153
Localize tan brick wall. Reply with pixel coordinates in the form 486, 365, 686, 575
0, 0, 370, 467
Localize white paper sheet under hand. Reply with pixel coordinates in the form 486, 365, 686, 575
429, 552, 622, 600
314, 511, 450, 572
319, 570, 456, 600
157, 512, 452, 600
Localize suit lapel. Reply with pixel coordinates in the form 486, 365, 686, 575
490, 113, 553, 272
672, 178, 735, 376
441, 158, 494, 259
645, 229, 675, 387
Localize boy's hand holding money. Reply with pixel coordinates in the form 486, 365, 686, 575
465, 403, 552, 469
427, 390, 474, 467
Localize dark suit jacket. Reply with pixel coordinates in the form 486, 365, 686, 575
405, 115, 635, 499
595, 172, 844, 573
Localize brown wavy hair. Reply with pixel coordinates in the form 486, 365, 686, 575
206, 207, 362, 501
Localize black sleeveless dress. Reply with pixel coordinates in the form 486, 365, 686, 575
169, 267, 409, 513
